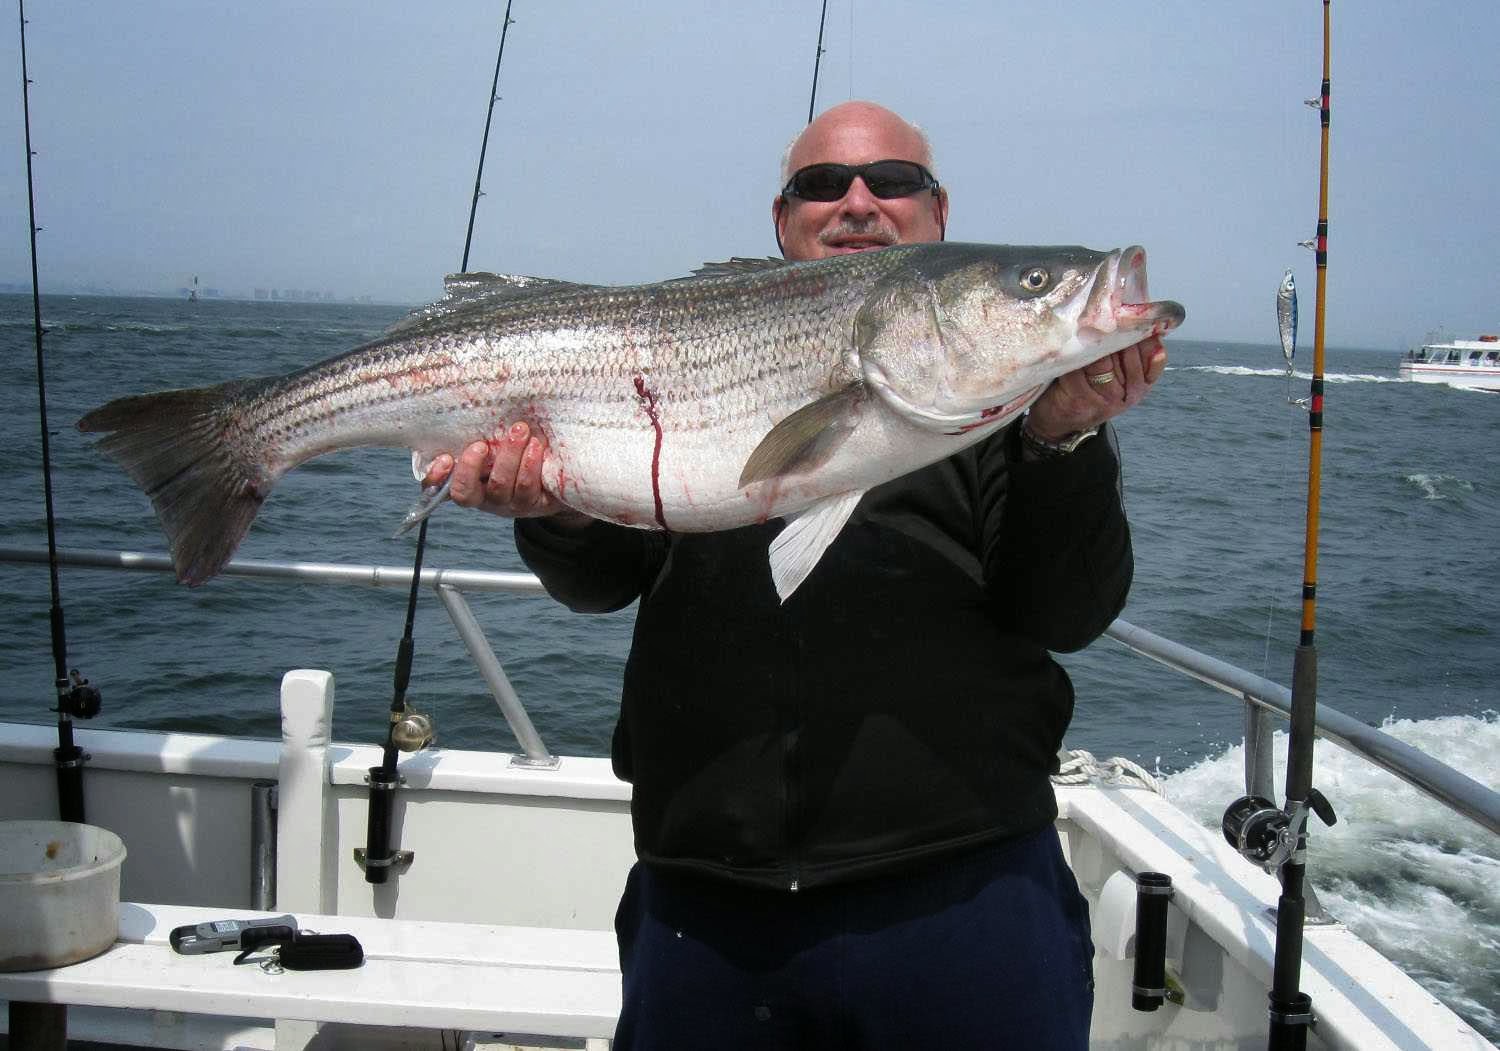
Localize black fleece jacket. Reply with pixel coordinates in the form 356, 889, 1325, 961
514, 420, 1133, 891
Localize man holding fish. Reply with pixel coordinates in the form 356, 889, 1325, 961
84, 96, 1178, 1047
432, 101, 1167, 1048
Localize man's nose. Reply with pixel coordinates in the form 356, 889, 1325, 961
839, 176, 880, 216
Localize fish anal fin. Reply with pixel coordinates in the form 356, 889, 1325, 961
769, 490, 865, 602
739, 384, 865, 488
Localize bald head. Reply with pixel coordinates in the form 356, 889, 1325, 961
772, 100, 948, 261
780, 101, 936, 185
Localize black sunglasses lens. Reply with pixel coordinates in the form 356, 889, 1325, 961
861, 161, 929, 199
788, 161, 931, 201
791, 165, 855, 201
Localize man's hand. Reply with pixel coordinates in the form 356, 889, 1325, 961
1023, 336, 1168, 442
422, 421, 590, 526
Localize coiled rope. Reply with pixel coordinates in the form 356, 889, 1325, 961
1052, 748, 1163, 794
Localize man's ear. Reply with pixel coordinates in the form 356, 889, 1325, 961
772, 195, 789, 257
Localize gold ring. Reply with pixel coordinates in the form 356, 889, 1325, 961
1087, 371, 1116, 386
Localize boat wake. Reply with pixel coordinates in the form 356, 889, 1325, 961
1164, 712, 1500, 1042
1171, 364, 1400, 384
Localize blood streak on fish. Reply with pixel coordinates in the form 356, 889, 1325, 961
634, 374, 667, 529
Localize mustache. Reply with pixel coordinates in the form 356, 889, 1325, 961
818, 220, 897, 246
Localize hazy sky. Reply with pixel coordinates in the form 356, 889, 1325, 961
2, 1, 1496, 348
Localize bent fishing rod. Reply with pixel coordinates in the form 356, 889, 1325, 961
16, 0, 102, 824
1221, 3, 1338, 1048
363, 0, 517, 886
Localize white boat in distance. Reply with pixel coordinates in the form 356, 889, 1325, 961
1398, 335, 1500, 391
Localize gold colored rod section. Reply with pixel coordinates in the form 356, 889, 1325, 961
1299, 0, 1332, 648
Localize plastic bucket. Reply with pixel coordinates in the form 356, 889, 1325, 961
0, 820, 127, 971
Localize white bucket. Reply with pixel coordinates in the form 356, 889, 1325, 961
0, 820, 127, 971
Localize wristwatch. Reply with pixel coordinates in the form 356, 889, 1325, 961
1019, 421, 1101, 459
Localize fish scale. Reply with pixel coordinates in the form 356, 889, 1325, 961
78, 242, 1183, 598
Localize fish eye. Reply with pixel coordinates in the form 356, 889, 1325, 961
1020, 267, 1050, 293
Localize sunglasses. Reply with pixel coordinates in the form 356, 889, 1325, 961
780, 159, 940, 202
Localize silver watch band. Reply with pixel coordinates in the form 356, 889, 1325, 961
1019, 421, 1101, 458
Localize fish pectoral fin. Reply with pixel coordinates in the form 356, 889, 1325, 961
769, 490, 865, 603
738, 383, 865, 487
393, 477, 453, 537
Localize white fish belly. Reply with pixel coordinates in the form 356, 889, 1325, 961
540, 400, 1011, 533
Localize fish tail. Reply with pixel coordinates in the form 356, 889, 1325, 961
78, 379, 279, 585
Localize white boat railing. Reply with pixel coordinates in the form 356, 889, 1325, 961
3, 544, 1497, 837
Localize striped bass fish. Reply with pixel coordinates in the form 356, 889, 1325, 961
79, 242, 1184, 600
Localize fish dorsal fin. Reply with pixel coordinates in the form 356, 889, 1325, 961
739, 383, 866, 487
386, 272, 599, 336
688, 257, 795, 279
442, 271, 596, 300
769, 490, 865, 602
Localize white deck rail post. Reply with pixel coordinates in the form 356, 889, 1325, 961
276, 669, 338, 916
274, 670, 338, 1051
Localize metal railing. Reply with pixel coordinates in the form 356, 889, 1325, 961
1103, 619, 1499, 835
3, 545, 1497, 836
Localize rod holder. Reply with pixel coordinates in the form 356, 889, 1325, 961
1268, 990, 1314, 1050
362, 765, 401, 885
1131, 871, 1174, 1012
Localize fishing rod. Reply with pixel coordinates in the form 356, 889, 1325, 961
1221, 3, 1337, 1047
16, 0, 102, 825
461, 0, 516, 271
362, 1, 516, 886
806, 0, 829, 124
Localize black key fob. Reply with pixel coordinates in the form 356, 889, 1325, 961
278, 932, 364, 970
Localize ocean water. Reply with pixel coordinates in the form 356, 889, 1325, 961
1, 294, 1496, 1040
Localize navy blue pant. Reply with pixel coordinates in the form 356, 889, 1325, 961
613, 827, 1094, 1049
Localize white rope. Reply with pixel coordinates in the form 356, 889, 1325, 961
1051, 748, 1163, 794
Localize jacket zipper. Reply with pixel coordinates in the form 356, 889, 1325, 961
784, 639, 804, 893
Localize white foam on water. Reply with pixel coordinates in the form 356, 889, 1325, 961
1173, 364, 1287, 377
1164, 713, 1500, 1040
1171, 365, 1402, 383
1404, 472, 1475, 501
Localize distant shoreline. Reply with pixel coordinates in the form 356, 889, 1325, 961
0, 288, 419, 308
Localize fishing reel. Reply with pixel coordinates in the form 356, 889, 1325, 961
389, 707, 435, 752
1222, 790, 1336, 872
54, 668, 102, 719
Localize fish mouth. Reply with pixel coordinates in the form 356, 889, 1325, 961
1077, 247, 1186, 338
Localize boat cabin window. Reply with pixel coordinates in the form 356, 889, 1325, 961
1485, 352, 1499, 365
1468, 351, 1482, 364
